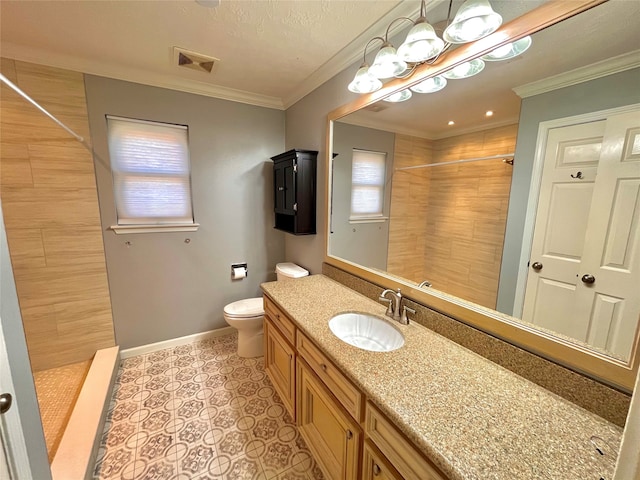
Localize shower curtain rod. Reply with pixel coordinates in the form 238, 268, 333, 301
0, 73, 85, 143
395, 153, 515, 172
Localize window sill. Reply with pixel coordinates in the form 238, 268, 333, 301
349, 217, 388, 224
109, 223, 200, 234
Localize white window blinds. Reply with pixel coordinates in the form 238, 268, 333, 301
106, 116, 194, 226
350, 149, 387, 219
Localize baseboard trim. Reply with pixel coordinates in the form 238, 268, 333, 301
119, 326, 235, 359
50, 345, 119, 480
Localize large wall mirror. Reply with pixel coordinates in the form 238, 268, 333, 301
326, 0, 640, 392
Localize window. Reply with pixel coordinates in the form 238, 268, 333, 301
350, 149, 387, 221
106, 116, 197, 233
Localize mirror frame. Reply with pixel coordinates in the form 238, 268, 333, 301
324, 0, 639, 393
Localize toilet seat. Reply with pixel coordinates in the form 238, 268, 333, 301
223, 297, 264, 318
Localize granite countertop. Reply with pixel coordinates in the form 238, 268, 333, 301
261, 275, 622, 480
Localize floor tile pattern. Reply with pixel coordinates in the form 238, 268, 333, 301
33, 359, 92, 462
93, 333, 324, 479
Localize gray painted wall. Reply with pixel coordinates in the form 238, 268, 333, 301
284, 66, 359, 273
0, 204, 51, 480
497, 67, 640, 314
85, 76, 286, 349
330, 122, 394, 270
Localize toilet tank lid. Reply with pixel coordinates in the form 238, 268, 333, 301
276, 262, 309, 278
224, 297, 264, 317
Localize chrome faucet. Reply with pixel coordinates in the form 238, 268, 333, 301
379, 288, 402, 321
418, 280, 432, 288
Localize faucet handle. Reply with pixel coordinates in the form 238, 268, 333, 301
401, 305, 416, 324
378, 296, 393, 316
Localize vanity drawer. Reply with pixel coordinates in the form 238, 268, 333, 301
264, 295, 296, 345
365, 402, 446, 480
362, 440, 403, 480
297, 331, 364, 422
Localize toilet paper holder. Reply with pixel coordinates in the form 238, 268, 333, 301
231, 263, 248, 280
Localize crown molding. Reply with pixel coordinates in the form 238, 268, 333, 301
337, 115, 520, 141
0, 42, 284, 110
282, 0, 433, 109
513, 50, 640, 98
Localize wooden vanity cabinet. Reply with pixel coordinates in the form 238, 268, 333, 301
262, 293, 448, 480
362, 440, 403, 480
365, 402, 446, 480
297, 331, 364, 422
297, 359, 362, 480
264, 298, 296, 420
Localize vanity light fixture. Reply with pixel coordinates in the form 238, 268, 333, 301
482, 35, 532, 61
485, 110, 494, 117
383, 89, 413, 103
396, 0, 445, 63
442, 58, 485, 79
348, 64, 383, 93
369, 43, 408, 79
448, 120, 455, 125
443, 0, 502, 43
348, 0, 524, 101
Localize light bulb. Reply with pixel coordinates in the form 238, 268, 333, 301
397, 21, 444, 63
442, 59, 485, 79
443, 0, 502, 44
410, 75, 447, 94
369, 45, 408, 79
383, 89, 412, 103
347, 65, 382, 94
482, 36, 532, 61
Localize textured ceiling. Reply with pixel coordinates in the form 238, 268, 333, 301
0, 0, 404, 106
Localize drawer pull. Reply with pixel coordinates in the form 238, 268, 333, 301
346, 429, 353, 440
373, 464, 381, 476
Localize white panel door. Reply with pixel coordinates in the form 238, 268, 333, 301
522, 120, 604, 337
576, 111, 640, 358
523, 109, 640, 359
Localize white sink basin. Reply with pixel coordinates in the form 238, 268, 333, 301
329, 312, 404, 352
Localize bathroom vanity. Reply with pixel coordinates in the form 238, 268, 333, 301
262, 275, 622, 480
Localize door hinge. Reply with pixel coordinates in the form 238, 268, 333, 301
293, 164, 298, 173
293, 203, 298, 212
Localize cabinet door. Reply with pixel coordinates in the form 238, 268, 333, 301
264, 318, 296, 420
274, 158, 296, 215
297, 359, 361, 480
362, 441, 403, 480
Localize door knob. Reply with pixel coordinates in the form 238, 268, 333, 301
531, 262, 543, 271
581, 274, 596, 284
0, 393, 12, 414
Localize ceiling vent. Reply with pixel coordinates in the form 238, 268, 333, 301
173, 47, 219, 74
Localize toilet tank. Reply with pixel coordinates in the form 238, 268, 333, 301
276, 262, 309, 281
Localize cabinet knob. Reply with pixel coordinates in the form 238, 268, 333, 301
321, 363, 327, 372
278, 187, 285, 191
373, 464, 381, 476
346, 429, 353, 440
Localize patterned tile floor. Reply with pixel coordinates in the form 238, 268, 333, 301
93, 333, 324, 480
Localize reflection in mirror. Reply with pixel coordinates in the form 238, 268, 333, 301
329, 0, 640, 364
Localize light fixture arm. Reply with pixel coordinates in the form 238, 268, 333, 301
384, 17, 415, 42
362, 36, 385, 65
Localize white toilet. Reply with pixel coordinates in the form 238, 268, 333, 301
223, 262, 309, 357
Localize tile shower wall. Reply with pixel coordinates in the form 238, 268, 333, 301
94, 333, 323, 480
0, 58, 115, 371
322, 263, 631, 427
